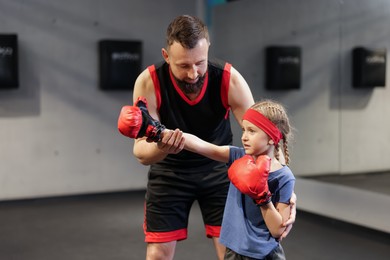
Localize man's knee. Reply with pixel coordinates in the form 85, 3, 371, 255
146, 241, 177, 260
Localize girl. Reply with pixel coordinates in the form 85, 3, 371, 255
182, 99, 295, 259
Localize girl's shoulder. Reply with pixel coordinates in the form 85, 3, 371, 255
271, 165, 295, 181
227, 146, 245, 166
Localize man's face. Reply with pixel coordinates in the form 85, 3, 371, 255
162, 38, 209, 94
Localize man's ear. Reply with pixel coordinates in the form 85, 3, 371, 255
161, 48, 169, 63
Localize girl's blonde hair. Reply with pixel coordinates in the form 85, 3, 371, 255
250, 99, 293, 165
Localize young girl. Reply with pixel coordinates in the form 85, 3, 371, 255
182, 100, 295, 259
118, 98, 295, 259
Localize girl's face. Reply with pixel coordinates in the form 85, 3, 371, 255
241, 119, 272, 157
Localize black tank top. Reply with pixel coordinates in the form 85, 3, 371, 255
148, 59, 233, 172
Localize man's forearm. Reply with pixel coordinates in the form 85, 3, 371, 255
133, 138, 167, 165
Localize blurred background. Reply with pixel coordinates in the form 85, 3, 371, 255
0, 0, 389, 259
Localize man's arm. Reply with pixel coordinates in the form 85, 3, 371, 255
132, 69, 184, 165
227, 66, 255, 126
279, 192, 297, 241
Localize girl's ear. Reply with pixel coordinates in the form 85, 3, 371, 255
269, 139, 274, 145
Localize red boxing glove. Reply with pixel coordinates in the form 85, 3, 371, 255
254, 155, 272, 205
134, 97, 165, 142
117, 97, 165, 141
118, 105, 142, 138
228, 155, 272, 205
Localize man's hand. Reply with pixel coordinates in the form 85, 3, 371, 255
157, 128, 185, 154
279, 192, 297, 241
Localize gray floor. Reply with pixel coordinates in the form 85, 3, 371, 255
0, 189, 389, 260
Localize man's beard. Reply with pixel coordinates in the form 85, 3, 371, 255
174, 74, 206, 95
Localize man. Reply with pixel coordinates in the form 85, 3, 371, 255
125, 15, 296, 260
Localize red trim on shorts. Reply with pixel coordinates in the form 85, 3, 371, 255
221, 63, 232, 119
205, 224, 221, 238
144, 228, 188, 243
148, 65, 162, 110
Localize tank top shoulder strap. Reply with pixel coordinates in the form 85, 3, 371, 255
148, 64, 162, 110
221, 62, 232, 112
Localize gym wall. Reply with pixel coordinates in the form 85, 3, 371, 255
212, 0, 390, 176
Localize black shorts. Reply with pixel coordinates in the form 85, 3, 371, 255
143, 162, 230, 242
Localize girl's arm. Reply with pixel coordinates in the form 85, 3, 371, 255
153, 129, 230, 163
183, 132, 230, 163
260, 202, 291, 239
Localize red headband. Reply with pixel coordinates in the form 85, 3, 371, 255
242, 109, 283, 144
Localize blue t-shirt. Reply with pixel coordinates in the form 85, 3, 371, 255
219, 146, 295, 259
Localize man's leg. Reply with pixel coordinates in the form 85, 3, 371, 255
146, 241, 177, 260
212, 237, 226, 260
198, 165, 230, 260
145, 169, 193, 260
